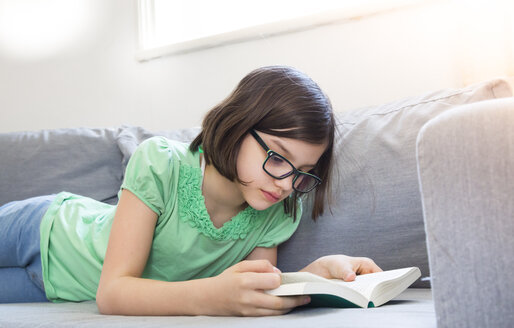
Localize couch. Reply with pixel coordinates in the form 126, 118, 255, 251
0, 77, 513, 327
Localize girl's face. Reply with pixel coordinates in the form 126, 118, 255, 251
236, 131, 327, 211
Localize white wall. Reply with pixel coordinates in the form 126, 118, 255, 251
0, 0, 512, 133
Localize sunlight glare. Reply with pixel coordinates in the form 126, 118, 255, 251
0, 0, 92, 60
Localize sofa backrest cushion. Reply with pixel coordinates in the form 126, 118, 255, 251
0, 127, 124, 206
0, 125, 200, 208
115, 125, 201, 174
277, 77, 513, 287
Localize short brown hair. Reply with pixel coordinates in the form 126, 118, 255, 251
190, 66, 334, 221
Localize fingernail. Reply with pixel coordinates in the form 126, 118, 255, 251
273, 266, 281, 273
303, 296, 311, 304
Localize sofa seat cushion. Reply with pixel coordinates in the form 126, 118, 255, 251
0, 289, 434, 327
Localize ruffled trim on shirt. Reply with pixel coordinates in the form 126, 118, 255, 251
177, 164, 259, 241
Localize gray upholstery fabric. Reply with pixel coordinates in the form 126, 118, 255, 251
116, 125, 200, 170
417, 98, 514, 328
1, 80, 512, 326
0, 127, 124, 206
0, 125, 200, 208
0, 289, 435, 327
277, 78, 513, 288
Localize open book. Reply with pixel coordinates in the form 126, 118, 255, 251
266, 267, 421, 308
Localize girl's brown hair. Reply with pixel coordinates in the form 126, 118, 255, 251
190, 66, 334, 221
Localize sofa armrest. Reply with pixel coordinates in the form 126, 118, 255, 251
416, 98, 514, 328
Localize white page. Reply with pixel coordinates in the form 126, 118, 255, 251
326, 268, 414, 299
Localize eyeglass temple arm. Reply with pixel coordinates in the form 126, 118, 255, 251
250, 130, 271, 153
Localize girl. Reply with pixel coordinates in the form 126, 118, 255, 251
0, 66, 381, 316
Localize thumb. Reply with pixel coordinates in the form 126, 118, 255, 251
343, 270, 356, 281
234, 260, 281, 274
332, 263, 356, 281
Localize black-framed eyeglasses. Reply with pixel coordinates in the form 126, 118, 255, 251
250, 130, 322, 193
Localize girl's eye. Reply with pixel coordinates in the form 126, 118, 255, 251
270, 155, 285, 165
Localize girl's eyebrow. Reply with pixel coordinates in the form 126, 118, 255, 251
273, 138, 317, 169
272, 138, 293, 158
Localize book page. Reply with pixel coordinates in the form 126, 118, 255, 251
271, 268, 419, 308
326, 268, 415, 299
280, 272, 332, 285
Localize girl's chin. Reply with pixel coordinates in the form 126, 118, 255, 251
246, 200, 273, 211
245, 195, 276, 211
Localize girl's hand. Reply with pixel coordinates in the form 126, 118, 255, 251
300, 254, 382, 281
208, 260, 311, 316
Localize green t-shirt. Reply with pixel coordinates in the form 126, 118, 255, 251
40, 136, 302, 302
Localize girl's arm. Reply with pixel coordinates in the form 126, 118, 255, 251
245, 246, 277, 266
96, 190, 308, 316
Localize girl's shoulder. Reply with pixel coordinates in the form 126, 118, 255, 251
136, 136, 198, 165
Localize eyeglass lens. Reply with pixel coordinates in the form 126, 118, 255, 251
264, 153, 317, 192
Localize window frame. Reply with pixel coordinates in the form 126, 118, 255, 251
136, 0, 431, 61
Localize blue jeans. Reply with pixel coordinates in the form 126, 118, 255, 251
0, 195, 55, 303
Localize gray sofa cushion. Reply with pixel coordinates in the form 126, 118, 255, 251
0, 289, 435, 327
417, 98, 514, 327
115, 125, 201, 175
0, 125, 200, 208
0, 127, 124, 206
277, 77, 513, 287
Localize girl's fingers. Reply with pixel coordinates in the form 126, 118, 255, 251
327, 255, 381, 281
252, 293, 310, 311
230, 260, 283, 290
243, 307, 293, 317
356, 257, 383, 274
240, 272, 282, 290
343, 270, 357, 281
328, 260, 357, 281
233, 259, 279, 274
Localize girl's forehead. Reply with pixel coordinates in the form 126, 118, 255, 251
264, 134, 328, 167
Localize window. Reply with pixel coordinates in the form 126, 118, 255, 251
136, 0, 428, 61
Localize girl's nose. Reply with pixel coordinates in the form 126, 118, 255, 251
273, 174, 294, 192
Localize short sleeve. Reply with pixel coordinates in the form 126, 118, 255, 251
120, 136, 172, 216
256, 200, 303, 248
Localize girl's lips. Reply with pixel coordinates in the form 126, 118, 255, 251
261, 190, 280, 202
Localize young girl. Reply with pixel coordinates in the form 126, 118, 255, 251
0, 66, 381, 316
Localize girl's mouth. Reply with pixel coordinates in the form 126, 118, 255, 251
261, 190, 280, 203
